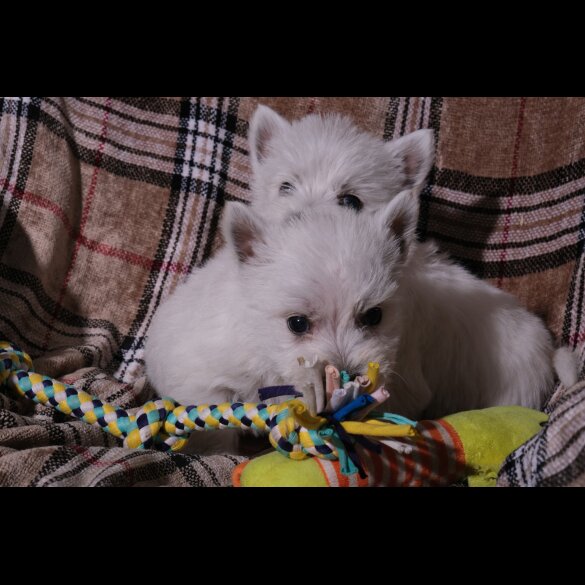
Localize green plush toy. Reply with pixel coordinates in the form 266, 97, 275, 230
233, 406, 548, 487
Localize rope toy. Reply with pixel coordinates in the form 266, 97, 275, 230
0, 341, 418, 476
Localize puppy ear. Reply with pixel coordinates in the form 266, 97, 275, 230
380, 190, 419, 256
248, 105, 289, 167
384, 129, 435, 193
222, 202, 265, 263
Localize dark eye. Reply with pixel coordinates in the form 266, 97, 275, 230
338, 193, 363, 211
359, 307, 382, 327
280, 182, 295, 195
287, 315, 310, 335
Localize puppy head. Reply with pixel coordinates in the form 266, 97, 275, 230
248, 104, 434, 223
222, 191, 418, 413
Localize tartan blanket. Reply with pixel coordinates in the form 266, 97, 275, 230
0, 97, 584, 487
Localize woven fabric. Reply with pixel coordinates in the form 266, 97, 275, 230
497, 380, 585, 486
1, 97, 584, 486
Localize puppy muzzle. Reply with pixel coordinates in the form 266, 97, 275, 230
290, 365, 326, 415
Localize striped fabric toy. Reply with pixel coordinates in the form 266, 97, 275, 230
234, 418, 467, 487
233, 408, 550, 487
0, 341, 416, 475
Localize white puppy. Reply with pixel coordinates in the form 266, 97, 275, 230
145, 107, 437, 453
145, 191, 558, 421
248, 105, 434, 222
202, 105, 434, 310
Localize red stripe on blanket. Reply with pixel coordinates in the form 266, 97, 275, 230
42, 98, 113, 351
0, 180, 191, 275
71, 445, 135, 484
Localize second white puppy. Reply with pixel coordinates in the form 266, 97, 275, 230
247, 105, 434, 221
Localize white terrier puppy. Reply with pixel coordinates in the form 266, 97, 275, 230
202, 105, 435, 304
247, 105, 434, 221
146, 106, 436, 414
145, 191, 558, 421
145, 107, 438, 453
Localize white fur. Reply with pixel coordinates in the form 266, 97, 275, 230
553, 347, 579, 388
145, 105, 436, 421
145, 192, 557, 420
248, 105, 435, 223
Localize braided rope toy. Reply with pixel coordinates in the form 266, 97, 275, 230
0, 341, 418, 474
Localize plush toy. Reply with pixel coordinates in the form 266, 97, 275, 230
233, 406, 548, 487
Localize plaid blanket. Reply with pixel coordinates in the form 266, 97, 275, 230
1, 97, 584, 487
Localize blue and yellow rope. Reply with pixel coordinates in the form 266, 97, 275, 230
0, 341, 417, 467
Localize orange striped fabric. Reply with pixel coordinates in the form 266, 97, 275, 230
315, 419, 466, 487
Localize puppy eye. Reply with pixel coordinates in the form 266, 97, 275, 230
359, 307, 382, 327
280, 182, 295, 195
287, 315, 310, 335
338, 193, 363, 211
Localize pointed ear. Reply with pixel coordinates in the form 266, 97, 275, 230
385, 129, 435, 193
380, 190, 419, 256
248, 105, 290, 168
221, 202, 266, 263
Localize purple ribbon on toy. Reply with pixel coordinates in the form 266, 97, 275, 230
258, 385, 303, 401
